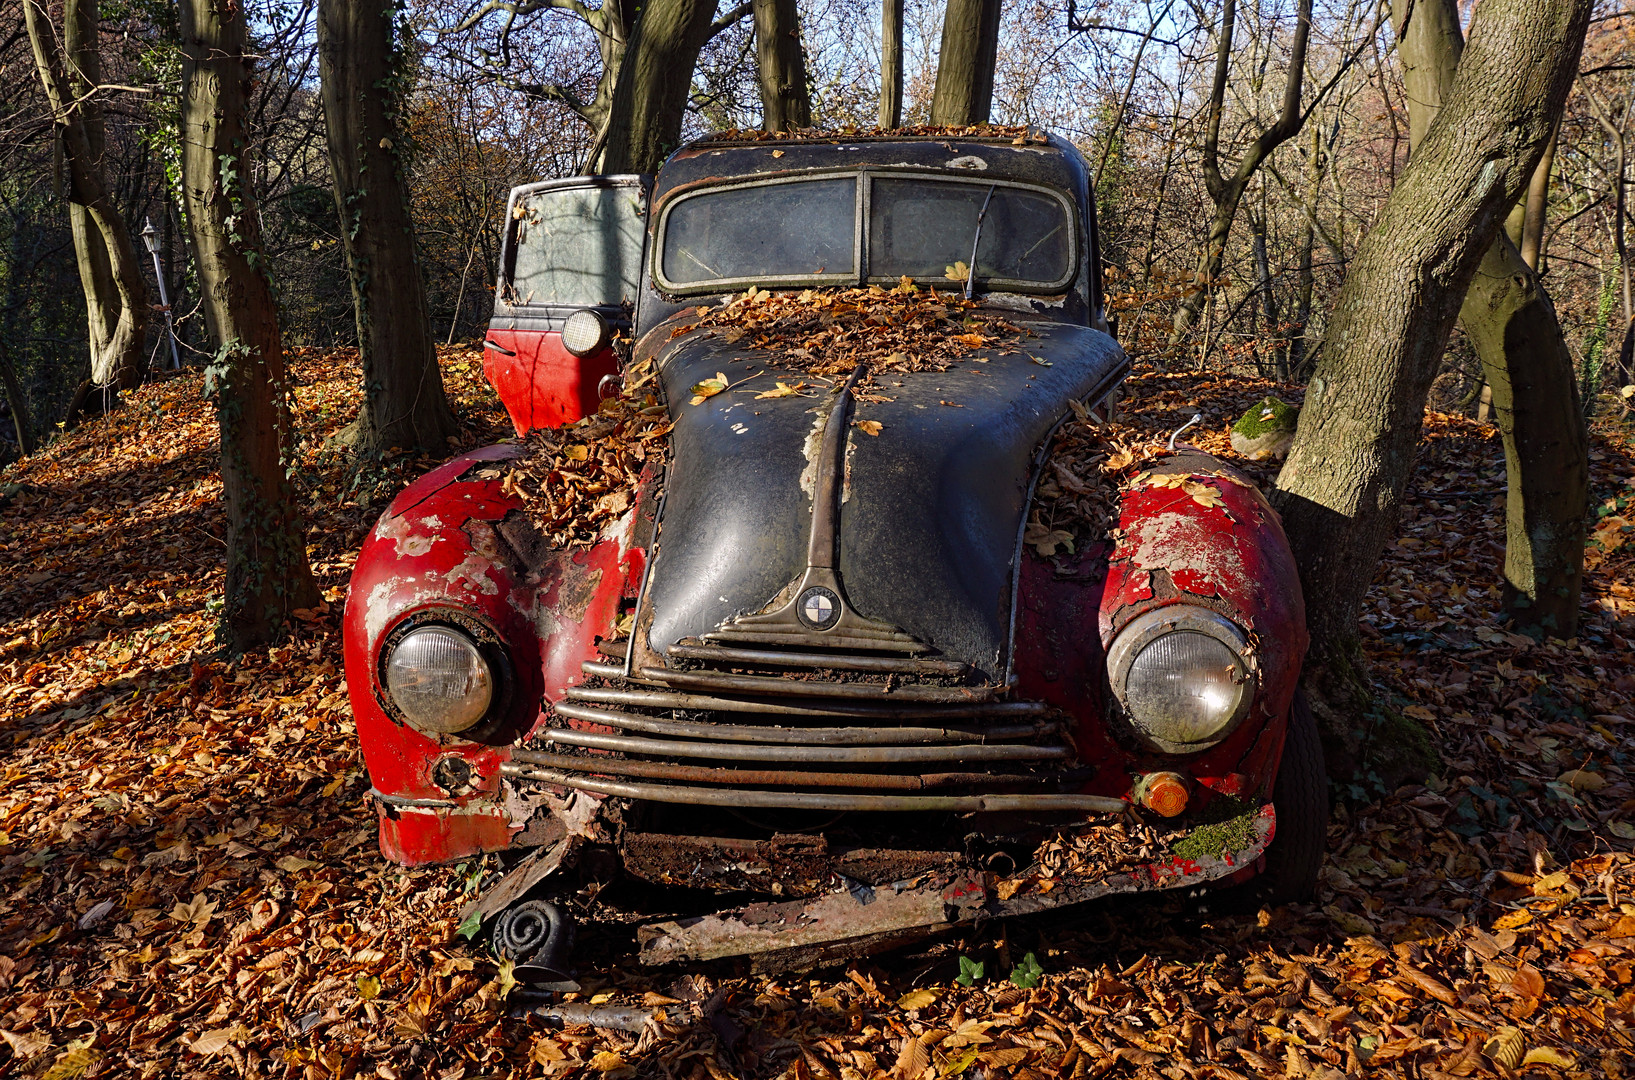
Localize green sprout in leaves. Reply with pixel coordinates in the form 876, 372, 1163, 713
955, 955, 985, 986
1008, 952, 1044, 989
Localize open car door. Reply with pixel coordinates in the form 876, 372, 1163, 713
484, 175, 649, 435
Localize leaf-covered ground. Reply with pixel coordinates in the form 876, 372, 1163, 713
2, 353, 1634, 1078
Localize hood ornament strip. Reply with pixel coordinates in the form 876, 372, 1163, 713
698, 365, 930, 655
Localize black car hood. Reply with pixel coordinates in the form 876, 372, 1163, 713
639, 313, 1128, 681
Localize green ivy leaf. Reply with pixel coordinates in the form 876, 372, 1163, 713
1008, 952, 1044, 989
455, 910, 483, 940
954, 955, 985, 986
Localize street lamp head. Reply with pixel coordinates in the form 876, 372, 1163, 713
140, 217, 160, 255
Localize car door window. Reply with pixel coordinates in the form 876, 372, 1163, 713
506, 183, 646, 307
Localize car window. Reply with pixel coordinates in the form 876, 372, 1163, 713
507, 184, 645, 307
660, 178, 857, 286
868, 178, 1072, 286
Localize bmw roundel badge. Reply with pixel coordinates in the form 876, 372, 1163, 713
797, 586, 841, 630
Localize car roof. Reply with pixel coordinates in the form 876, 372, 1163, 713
653, 127, 1091, 212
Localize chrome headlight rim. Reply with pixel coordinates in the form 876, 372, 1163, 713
1106, 605, 1257, 755
376, 608, 513, 740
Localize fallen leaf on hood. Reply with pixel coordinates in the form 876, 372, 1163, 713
854, 419, 883, 436
689, 372, 729, 405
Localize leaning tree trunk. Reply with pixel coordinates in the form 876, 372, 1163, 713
600, 0, 724, 174
929, 0, 1001, 126
23, 0, 147, 392
179, 0, 320, 651
879, 0, 904, 128
1272, 0, 1590, 783
1395, 0, 1587, 640
320, 0, 460, 454
753, 0, 810, 131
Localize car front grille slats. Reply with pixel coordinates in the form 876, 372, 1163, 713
497, 638, 1125, 814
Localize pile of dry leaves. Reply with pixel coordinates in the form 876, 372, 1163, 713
1024, 406, 1168, 557
4, 356, 1635, 1077
505, 360, 672, 550
669, 282, 1026, 379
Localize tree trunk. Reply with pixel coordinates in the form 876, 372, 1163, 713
929, 0, 1001, 126
1170, 0, 1313, 340
600, 0, 725, 174
1272, 0, 1589, 782
319, 0, 460, 454
1396, 0, 1587, 639
1521, 123, 1557, 272
753, 0, 810, 131
0, 342, 36, 457
879, 0, 904, 129
179, 0, 320, 651
23, 0, 147, 391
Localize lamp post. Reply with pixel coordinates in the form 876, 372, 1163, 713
141, 217, 181, 371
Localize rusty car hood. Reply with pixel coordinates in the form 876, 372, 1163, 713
635, 313, 1128, 681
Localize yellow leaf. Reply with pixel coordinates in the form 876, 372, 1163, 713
356, 975, 382, 1000
497, 958, 518, 1000
689, 372, 729, 405
897, 988, 941, 1010
189, 1028, 233, 1057
1493, 908, 1533, 930
771, 149, 785, 158
1559, 768, 1606, 791
590, 1051, 627, 1072
755, 381, 805, 399
944, 261, 970, 282
854, 419, 883, 436
1482, 1026, 1524, 1069
275, 855, 319, 873
1522, 1047, 1575, 1068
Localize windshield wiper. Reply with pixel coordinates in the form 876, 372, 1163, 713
965, 184, 998, 301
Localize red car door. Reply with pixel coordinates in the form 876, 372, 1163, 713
483, 176, 649, 435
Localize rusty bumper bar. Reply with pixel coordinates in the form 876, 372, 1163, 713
635, 803, 1276, 970
499, 762, 1129, 813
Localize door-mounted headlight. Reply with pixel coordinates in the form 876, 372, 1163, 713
1105, 606, 1255, 754
561, 309, 611, 357
384, 624, 494, 735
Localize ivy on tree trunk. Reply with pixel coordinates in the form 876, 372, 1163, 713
179, 0, 320, 651
319, 0, 460, 454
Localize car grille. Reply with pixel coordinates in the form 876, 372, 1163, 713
499, 638, 1124, 814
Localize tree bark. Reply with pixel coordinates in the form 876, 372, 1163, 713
753, 0, 810, 131
1273, 0, 1590, 781
1395, 0, 1587, 640
0, 342, 36, 458
1170, 0, 1313, 341
319, 0, 460, 454
23, 0, 147, 391
600, 0, 726, 174
179, 0, 320, 651
929, 0, 1001, 126
1521, 123, 1557, 272
879, 0, 904, 129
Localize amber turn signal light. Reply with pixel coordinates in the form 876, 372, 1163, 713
1136, 771, 1189, 817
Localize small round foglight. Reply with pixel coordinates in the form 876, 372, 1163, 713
385, 626, 493, 734
1105, 606, 1254, 754
561, 309, 610, 357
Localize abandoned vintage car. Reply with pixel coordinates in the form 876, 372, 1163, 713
341, 126, 1325, 977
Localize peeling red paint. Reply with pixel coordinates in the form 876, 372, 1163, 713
483, 329, 619, 436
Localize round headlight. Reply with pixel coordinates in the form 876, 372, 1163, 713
385, 626, 493, 734
1106, 607, 1254, 754
561, 309, 610, 357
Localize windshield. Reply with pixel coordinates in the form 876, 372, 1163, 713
868, 178, 1071, 286
661, 177, 857, 286
507, 184, 645, 307
655, 173, 1074, 293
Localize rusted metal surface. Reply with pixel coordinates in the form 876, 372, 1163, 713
666, 641, 968, 676
505, 750, 1053, 791
633, 666, 1004, 703
621, 832, 963, 896
500, 764, 1128, 813
636, 804, 1275, 969
562, 684, 1048, 719
456, 835, 580, 929
524, 730, 1069, 763
553, 700, 1058, 745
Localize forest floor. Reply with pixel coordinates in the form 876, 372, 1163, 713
2, 349, 1635, 1079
